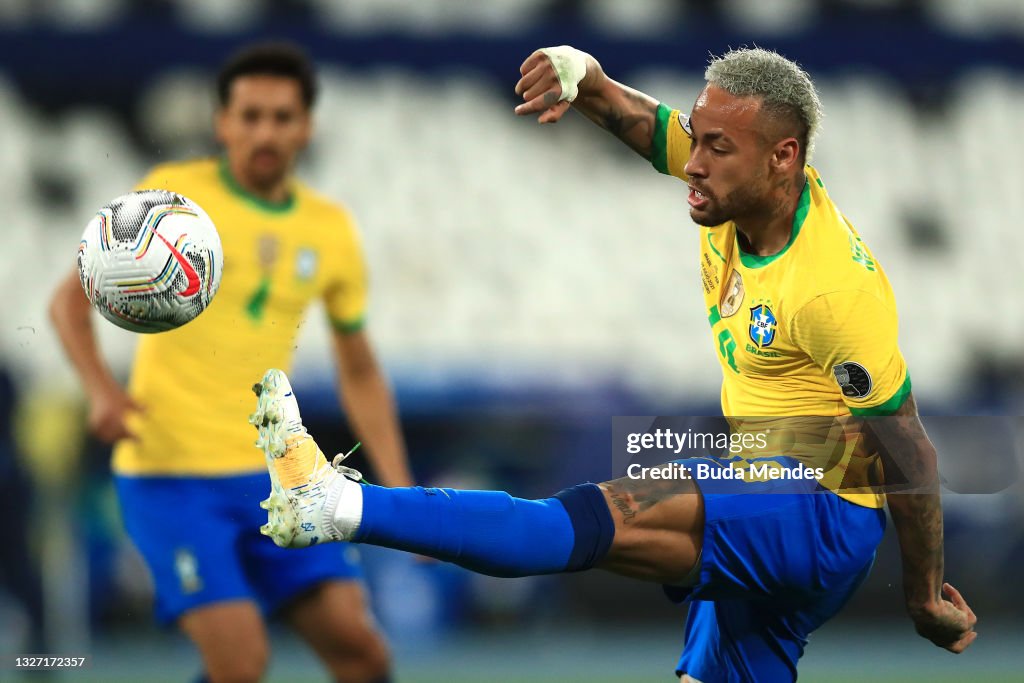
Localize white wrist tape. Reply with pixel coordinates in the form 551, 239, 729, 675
538, 45, 588, 103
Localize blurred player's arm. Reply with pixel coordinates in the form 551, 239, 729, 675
515, 47, 660, 159
866, 395, 977, 654
325, 213, 413, 488
331, 329, 413, 488
48, 268, 141, 442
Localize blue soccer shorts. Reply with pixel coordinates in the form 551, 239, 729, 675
662, 456, 886, 683
115, 472, 363, 624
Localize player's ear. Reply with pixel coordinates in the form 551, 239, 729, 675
214, 107, 229, 146
298, 111, 313, 149
770, 137, 800, 173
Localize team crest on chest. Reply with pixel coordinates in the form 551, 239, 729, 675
295, 247, 318, 281
719, 269, 744, 318
749, 304, 777, 348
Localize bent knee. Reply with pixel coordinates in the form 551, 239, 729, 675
325, 626, 391, 682
355, 629, 391, 677
205, 655, 269, 683
182, 605, 269, 683
594, 475, 704, 583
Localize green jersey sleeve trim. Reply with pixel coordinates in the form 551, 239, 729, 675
849, 372, 912, 417
738, 179, 810, 268
330, 316, 366, 335
651, 103, 672, 175
219, 157, 296, 215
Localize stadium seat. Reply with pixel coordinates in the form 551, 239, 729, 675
5, 65, 1020, 399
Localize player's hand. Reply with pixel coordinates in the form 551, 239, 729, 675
88, 383, 144, 444
910, 583, 977, 653
515, 47, 598, 124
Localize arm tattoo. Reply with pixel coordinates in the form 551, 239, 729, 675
599, 92, 656, 157
867, 393, 945, 609
575, 87, 658, 160
601, 475, 695, 524
608, 490, 636, 524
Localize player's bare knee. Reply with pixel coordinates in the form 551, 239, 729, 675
205, 639, 268, 683
182, 605, 269, 683
357, 631, 391, 681
323, 622, 390, 682
592, 475, 703, 583
356, 626, 390, 674
205, 653, 268, 683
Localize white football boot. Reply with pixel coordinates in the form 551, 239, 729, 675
250, 369, 364, 548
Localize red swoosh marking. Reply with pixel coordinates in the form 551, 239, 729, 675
153, 231, 201, 297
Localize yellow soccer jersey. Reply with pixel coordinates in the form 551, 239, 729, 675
653, 104, 911, 508
112, 158, 367, 476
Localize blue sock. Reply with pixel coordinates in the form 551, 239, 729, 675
353, 483, 614, 577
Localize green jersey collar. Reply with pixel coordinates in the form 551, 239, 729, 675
219, 157, 296, 215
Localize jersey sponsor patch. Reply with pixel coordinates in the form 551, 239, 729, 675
833, 361, 873, 398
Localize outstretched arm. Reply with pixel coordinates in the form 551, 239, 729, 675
514, 47, 660, 159
331, 329, 413, 488
49, 268, 142, 443
869, 392, 977, 653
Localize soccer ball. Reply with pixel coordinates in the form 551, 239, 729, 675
77, 189, 223, 333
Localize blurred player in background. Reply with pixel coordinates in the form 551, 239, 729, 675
247, 45, 976, 682
0, 366, 46, 655
49, 43, 408, 683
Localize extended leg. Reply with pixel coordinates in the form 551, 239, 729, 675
342, 475, 703, 583
252, 369, 702, 583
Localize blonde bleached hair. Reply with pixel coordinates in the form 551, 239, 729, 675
705, 47, 823, 161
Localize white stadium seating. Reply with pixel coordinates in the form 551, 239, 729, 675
2, 67, 1021, 404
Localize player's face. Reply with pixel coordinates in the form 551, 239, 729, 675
216, 75, 312, 190
682, 86, 777, 227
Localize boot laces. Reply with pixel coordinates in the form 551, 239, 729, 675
331, 442, 364, 482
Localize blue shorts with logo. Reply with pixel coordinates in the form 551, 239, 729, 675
663, 457, 885, 683
115, 472, 362, 625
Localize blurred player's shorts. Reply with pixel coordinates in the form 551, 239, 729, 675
115, 472, 362, 624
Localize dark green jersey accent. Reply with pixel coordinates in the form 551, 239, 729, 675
219, 158, 296, 214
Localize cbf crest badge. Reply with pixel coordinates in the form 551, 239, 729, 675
719, 269, 744, 318
749, 304, 777, 348
296, 247, 318, 281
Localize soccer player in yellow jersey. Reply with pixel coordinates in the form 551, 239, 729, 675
246, 47, 976, 681
49, 44, 408, 683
